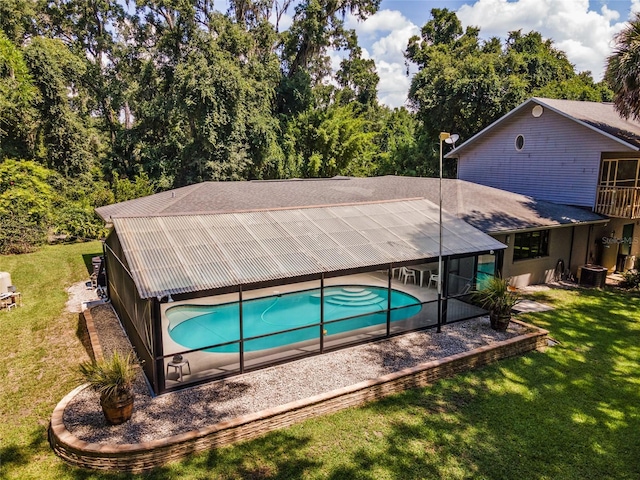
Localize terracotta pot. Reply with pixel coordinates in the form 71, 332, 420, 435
100, 391, 134, 425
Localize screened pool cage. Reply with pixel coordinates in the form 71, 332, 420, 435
104, 231, 501, 395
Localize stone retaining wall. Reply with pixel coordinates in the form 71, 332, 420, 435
49, 319, 548, 473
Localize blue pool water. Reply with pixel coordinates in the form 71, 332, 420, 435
167, 285, 422, 352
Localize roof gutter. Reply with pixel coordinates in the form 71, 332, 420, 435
485, 217, 609, 236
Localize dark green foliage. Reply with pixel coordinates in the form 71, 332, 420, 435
0, 159, 110, 252
0, 31, 39, 159
0, 2, 628, 254
23, 37, 96, 176
0, 159, 55, 253
407, 9, 614, 175
0, 209, 47, 254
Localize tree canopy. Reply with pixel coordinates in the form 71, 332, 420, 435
0, 5, 619, 252
406, 8, 612, 165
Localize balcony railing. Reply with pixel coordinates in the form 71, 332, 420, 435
595, 186, 640, 218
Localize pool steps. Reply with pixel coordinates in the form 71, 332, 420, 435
310, 287, 386, 307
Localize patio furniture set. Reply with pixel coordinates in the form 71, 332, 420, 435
393, 264, 439, 287
0, 288, 22, 310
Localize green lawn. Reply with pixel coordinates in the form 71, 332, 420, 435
1, 244, 639, 479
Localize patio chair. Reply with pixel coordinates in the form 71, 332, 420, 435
428, 274, 439, 288
400, 267, 417, 284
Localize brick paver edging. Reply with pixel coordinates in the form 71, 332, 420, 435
49, 319, 548, 473
81, 307, 103, 361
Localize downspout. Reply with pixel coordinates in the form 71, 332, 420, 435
568, 226, 575, 272
585, 225, 593, 264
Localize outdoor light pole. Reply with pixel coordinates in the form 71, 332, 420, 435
437, 132, 458, 333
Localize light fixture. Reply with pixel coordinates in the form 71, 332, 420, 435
437, 132, 458, 333
444, 134, 459, 146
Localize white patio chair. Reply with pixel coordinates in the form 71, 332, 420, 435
428, 274, 439, 288
401, 267, 417, 284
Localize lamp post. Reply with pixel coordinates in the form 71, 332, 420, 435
437, 132, 458, 333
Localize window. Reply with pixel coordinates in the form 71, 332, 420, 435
599, 158, 640, 188
515, 134, 525, 151
513, 230, 550, 261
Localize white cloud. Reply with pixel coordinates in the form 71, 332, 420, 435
346, 9, 419, 107
456, 0, 629, 80
350, 9, 416, 36
347, 1, 635, 108
376, 59, 413, 108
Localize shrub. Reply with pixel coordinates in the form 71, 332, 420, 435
0, 209, 47, 254
620, 269, 640, 290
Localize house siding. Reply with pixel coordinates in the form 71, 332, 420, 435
593, 218, 640, 271
458, 106, 632, 208
492, 225, 592, 286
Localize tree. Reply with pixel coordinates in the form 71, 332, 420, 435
280, 0, 380, 82
0, 31, 39, 159
0, 0, 39, 44
283, 102, 377, 177
606, 13, 640, 120
24, 37, 98, 176
0, 159, 57, 253
407, 9, 612, 177
336, 33, 379, 108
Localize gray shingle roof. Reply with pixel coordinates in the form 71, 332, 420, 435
97, 176, 606, 234
535, 97, 640, 148
447, 97, 640, 156
112, 199, 506, 299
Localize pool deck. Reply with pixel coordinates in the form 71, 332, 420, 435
49, 302, 549, 472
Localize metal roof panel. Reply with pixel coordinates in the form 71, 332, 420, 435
112, 199, 506, 299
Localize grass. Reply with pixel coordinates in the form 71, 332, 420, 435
1, 243, 640, 479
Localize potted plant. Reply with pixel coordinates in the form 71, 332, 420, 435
472, 276, 521, 331
78, 351, 137, 425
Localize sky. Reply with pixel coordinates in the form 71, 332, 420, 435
339, 0, 640, 108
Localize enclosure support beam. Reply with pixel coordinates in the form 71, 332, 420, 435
320, 274, 325, 354
387, 264, 392, 337
239, 285, 244, 374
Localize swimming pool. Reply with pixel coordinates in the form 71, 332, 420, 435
166, 285, 422, 352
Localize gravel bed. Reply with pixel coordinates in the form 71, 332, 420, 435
63, 303, 529, 445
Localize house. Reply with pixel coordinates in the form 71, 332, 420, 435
451, 97, 640, 278
95, 176, 604, 393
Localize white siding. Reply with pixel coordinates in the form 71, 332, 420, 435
457, 107, 633, 208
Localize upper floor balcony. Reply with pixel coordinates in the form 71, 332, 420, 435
595, 186, 640, 218
595, 158, 640, 219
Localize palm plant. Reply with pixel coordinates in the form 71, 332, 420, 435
472, 276, 520, 331
78, 351, 137, 424
606, 12, 640, 120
